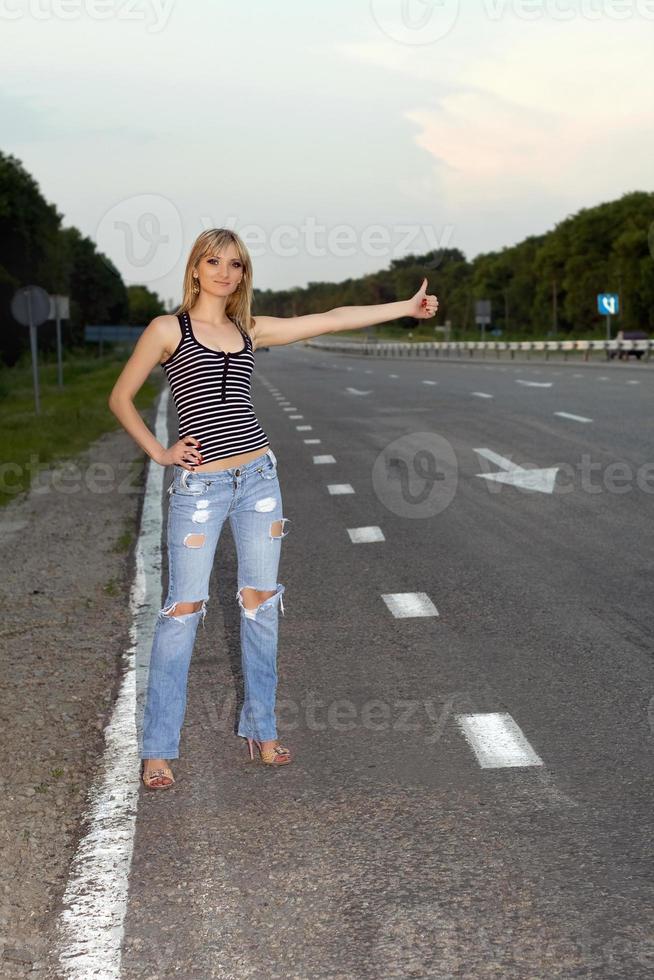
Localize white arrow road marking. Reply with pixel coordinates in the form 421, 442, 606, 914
516, 380, 553, 387
471, 392, 494, 398
474, 448, 559, 494
456, 712, 543, 768
555, 411, 593, 423
345, 387, 372, 395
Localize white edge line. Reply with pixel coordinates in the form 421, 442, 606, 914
56, 387, 170, 978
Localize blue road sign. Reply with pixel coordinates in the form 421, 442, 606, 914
598, 293, 619, 315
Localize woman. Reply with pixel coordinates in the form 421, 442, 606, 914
108, 227, 439, 789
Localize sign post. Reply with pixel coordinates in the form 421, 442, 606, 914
475, 300, 491, 342
11, 285, 52, 415
48, 294, 70, 388
597, 293, 619, 341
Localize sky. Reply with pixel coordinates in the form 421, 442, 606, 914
2, 0, 653, 307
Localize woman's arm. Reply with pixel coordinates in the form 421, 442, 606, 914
252, 278, 439, 349
107, 316, 174, 465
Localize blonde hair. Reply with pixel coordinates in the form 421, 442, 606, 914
175, 228, 254, 337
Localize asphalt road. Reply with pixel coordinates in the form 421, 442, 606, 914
121, 346, 654, 979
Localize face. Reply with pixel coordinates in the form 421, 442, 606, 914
194, 242, 244, 296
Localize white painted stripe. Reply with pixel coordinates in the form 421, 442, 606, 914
313, 454, 336, 464
56, 387, 172, 978
422, 380, 438, 385
303, 438, 321, 444
327, 483, 354, 494
554, 411, 593, 423
289, 414, 304, 419
296, 425, 312, 431
471, 392, 493, 398
348, 526, 385, 543
626, 380, 640, 385
381, 592, 439, 618
455, 712, 543, 768
389, 374, 399, 378
516, 380, 553, 387
598, 376, 609, 381
282, 407, 297, 411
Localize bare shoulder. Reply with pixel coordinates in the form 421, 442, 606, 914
149, 313, 182, 364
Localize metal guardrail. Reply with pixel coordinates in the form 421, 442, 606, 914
305, 337, 653, 362
85, 325, 145, 341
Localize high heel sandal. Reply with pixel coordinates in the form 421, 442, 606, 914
141, 760, 175, 789
246, 737, 292, 766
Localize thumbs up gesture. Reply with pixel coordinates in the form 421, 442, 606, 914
407, 277, 439, 320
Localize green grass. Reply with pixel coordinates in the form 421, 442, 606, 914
0, 347, 160, 508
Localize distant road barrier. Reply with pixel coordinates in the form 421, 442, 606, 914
305, 336, 652, 362
85, 325, 145, 342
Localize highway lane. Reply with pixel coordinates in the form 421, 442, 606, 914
121, 344, 653, 979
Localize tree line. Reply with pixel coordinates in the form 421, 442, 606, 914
2, 148, 652, 367
0, 151, 164, 367
257, 191, 654, 340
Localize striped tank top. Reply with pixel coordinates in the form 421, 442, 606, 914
161, 310, 269, 464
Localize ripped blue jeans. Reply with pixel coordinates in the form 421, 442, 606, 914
141, 447, 291, 759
